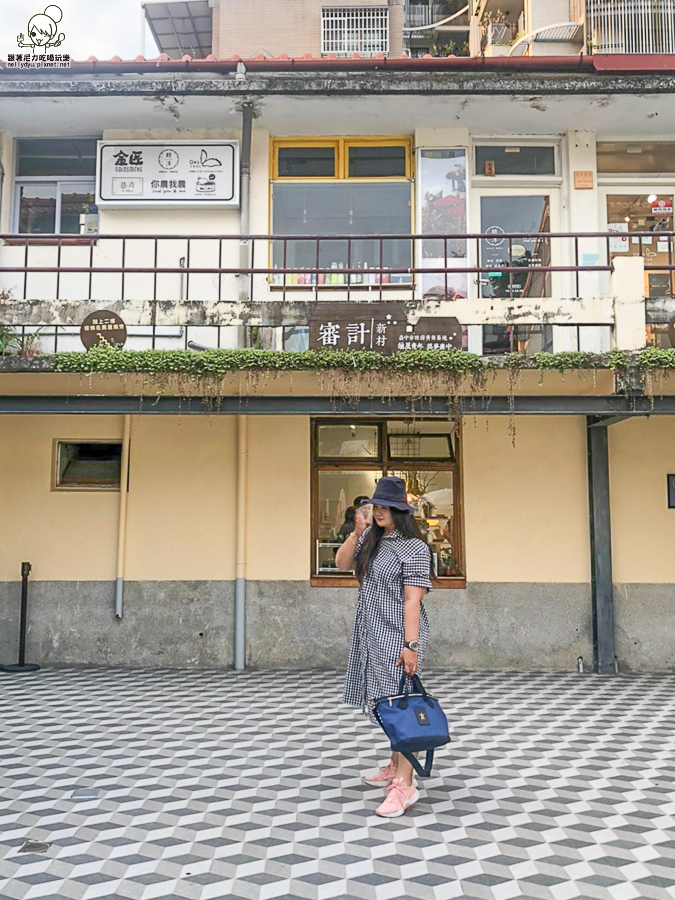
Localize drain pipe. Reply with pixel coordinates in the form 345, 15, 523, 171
115, 415, 132, 618
234, 415, 248, 668
238, 101, 253, 306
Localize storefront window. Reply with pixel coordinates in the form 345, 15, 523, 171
597, 142, 675, 176
15, 138, 99, 235
646, 323, 674, 348
483, 324, 553, 356
313, 419, 462, 581
607, 194, 674, 300
271, 139, 412, 285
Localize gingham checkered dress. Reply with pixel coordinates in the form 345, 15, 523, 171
342, 528, 432, 724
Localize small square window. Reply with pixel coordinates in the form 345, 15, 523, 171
317, 424, 379, 458
17, 139, 97, 177
277, 146, 336, 178
55, 441, 122, 490
475, 145, 556, 177
348, 145, 406, 178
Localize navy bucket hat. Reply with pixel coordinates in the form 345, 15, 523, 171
366, 476, 413, 514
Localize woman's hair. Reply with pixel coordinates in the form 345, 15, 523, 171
355, 508, 434, 583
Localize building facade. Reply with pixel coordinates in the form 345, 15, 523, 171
0, 51, 674, 674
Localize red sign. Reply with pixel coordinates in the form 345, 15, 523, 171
652, 198, 673, 216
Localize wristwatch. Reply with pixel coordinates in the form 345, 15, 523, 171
404, 640, 419, 652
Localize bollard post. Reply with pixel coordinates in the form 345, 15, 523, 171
3, 562, 40, 674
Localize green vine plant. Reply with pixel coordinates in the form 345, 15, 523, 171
10, 341, 667, 443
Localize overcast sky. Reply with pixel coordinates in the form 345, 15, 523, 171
4, 0, 160, 60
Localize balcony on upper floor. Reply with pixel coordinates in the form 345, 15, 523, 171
0, 230, 670, 355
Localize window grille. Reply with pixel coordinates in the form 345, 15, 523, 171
587, 0, 675, 53
321, 6, 389, 57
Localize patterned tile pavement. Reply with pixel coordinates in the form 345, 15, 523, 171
1, 667, 675, 900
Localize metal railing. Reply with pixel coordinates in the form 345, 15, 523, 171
587, 0, 675, 53
0, 231, 673, 307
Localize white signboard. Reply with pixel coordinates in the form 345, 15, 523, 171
96, 140, 239, 208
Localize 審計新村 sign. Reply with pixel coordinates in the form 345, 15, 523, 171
96, 141, 239, 208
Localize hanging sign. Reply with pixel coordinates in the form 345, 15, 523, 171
96, 140, 239, 208
80, 310, 127, 349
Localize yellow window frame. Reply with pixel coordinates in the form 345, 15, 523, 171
271, 136, 413, 181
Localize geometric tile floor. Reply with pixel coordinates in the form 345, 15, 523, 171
1, 668, 675, 900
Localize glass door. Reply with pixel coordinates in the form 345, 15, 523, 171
472, 189, 561, 301
470, 188, 561, 355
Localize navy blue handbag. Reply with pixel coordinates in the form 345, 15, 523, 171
371, 673, 450, 778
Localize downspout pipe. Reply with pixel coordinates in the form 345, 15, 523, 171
115, 415, 132, 618
234, 415, 248, 669
238, 101, 253, 307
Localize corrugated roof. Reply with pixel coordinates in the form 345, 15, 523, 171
142, 0, 213, 59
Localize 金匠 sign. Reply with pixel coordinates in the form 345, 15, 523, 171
96, 141, 239, 208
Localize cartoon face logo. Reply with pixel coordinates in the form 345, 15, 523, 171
18, 5, 65, 51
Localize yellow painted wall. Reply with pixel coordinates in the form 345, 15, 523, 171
462, 416, 591, 583
124, 416, 237, 581
610, 417, 675, 583
2, 412, 673, 586
246, 416, 311, 580
0, 415, 123, 581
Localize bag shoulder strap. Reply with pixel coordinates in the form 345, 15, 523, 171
402, 749, 434, 779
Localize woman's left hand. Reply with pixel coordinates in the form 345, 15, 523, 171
397, 647, 418, 676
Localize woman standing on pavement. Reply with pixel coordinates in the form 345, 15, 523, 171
336, 477, 433, 819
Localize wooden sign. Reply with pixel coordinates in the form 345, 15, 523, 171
80, 310, 127, 349
309, 303, 406, 354
396, 317, 462, 351
308, 303, 461, 354
574, 170, 594, 190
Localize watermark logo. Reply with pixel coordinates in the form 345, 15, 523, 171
8, 5, 70, 68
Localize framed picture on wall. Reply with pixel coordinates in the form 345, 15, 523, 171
668, 474, 675, 509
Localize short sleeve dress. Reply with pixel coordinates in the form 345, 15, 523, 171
342, 528, 432, 724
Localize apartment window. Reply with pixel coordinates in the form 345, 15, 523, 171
321, 6, 389, 57
54, 441, 122, 490
475, 145, 556, 177
313, 420, 462, 583
15, 138, 99, 234
271, 138, 412, 285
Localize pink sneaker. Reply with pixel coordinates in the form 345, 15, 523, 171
375, 777, 420, 817
364, 762, 397, 786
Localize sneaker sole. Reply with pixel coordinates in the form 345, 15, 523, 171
364, 776, 394, 786
375, 787, 420, 818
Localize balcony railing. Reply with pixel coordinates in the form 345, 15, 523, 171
587, 0, 675, 53
0, 231, 670, 327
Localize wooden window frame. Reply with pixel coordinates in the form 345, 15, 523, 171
310, 419, 465, 588
272, 137, 413, 182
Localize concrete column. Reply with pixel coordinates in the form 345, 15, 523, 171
587, 421, 616, 675
612, 256, 646, 351
388, 0, 404, 56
